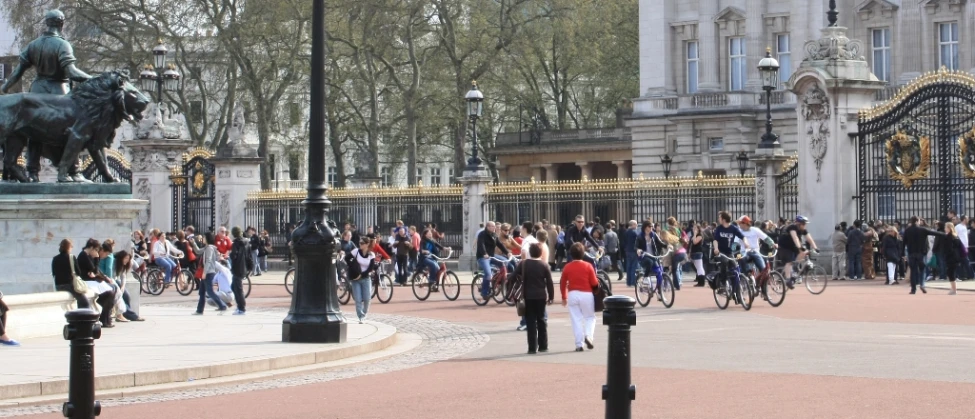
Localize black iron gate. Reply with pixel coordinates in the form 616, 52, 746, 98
171, 150, 216, 233
776, 157, 798, 220
80, 150, 132, 184
857, 69, 975, 222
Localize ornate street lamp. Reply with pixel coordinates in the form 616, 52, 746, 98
139, 39, 181, 105
465, 81, 484, 171
757, 48, 780, 149
736, 151, 750, 176
282, 0, 346, 343
660, 154, 673, 179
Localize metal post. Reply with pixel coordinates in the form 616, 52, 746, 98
602, 295, 636, 419
282, 0, 347, 343
62, 309, 101, 419
469, 116, 481, 169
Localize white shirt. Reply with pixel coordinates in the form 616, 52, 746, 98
520, 234, 538, 257
957, 224, 969, 248
739, 227, 769, 250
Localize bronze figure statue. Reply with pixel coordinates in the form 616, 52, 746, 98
1, 10, 94, 182
0, 71, 150, 183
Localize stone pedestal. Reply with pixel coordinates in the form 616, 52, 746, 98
787, 26, 885, 242
125, 139, 193, 233
212, 156, 263, 230
753, 150, 790, 222
459, 167, 492, 272
0, 193, 147, 295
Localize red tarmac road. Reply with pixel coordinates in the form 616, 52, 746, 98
22, 278, 975, 419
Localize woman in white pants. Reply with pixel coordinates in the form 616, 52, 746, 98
560, 243, 600, 352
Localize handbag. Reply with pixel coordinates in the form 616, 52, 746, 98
593, 284, 606, 312
68, 255, 89, 294
515, 259, 526, 317
195, 264, 205, 280
926, 253, 939, 270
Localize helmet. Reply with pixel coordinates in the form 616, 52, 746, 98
795, 215, 810, 224
43, 10, 65, 26
737, 215, 752, 226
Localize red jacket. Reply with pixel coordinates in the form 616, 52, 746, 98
372, 243, 390, 261
560, 260, 599, 301
216, 235, 233, 256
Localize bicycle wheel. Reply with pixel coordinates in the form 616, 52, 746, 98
135, 271, 147, 295
713, 279, 730, 310
804, 265, 828, 295
376, 274, 394, 304
284, 268, 295, 295
244, 275, 252, 298
411, 272, 432, 301
598, 271, 612, 295
337, 278, 351, 305
764, 271, 787, 307
442, 271, 460, 301
147, 269, 165, 296
175, 269, 194, 296
492, 275, 506, 304
738, 273, 754, 311
635, 276, 652, 307
471, 274, 489, 306
659, 273, 675, 309
504, 280, 523, 306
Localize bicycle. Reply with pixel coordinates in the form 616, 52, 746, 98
740, 250, 787, 307
410, 249, 461, 301
471, 255, 513, 306
370, 259, 394, 304
635, 248, 675, 308
284, 253, 348, 300
775, 250, 827, 295
584, 249, 613, 295
145, 258, 193, 296
709, 253, 753, 311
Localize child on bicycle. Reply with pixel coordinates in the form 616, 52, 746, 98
636, 221, 669, 291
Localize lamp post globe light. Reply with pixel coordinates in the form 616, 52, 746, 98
736, 151, 750, 176
757, 48, 780, 149
138, 39, 181, 106
660, 153, 673, 179
465, 81, 484, 171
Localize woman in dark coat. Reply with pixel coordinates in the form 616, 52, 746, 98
518, 243, 554, 354
881, 228, 902, 285
944, 222, 965, 295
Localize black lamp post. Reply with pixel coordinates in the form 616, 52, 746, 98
282, 0, 347, 344
660, 154, 673, 179
465, 81, 484, 171
757, 48, 780, 149
139, 40, 181, 105
736, 151, 750, 176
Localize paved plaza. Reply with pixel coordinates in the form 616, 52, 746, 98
2, 270, 975, 418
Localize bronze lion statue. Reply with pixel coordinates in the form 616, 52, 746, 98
0, 70, 150, 183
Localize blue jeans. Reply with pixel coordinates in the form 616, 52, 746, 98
624, 252, 638, 286
672, 252, 686, 287
197, 274, 226, 313
478, 256, 506, 297
251, 249, 262, 275
419, 256, 439, 284
742, 250, 766, 274
156, 257, 176, 283
639, 255, 663, 290
349, 277, 372, 320
847, 250, 863, 278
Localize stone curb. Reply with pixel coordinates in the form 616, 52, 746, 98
0, 320, 397, 402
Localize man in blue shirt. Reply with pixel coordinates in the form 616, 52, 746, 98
621, 220, 640, 287
711, 211, 750, 303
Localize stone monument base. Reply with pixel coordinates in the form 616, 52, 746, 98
0, 192, 146, 295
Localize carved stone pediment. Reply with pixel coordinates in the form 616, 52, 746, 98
856, 0, 899, 20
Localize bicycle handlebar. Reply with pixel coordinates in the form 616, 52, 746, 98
425, 249, 455, 261
639, 248, 673, 260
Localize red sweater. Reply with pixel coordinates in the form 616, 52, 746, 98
372, 243, 390, 261
560, 260, 599, 300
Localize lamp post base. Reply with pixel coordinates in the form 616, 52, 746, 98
283, 320, 347, 343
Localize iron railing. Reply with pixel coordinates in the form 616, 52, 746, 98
776, 156, 799, 220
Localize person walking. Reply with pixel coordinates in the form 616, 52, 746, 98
831, 224, 847, 280
519, 243, 554, 354
561, 243, 599, 352
862, 227, 877, 280
345, 238, 379, 323
881, 228, 902, 285
604, 224, 621, 281
622, 220, 640, 287
393, 228, 413, 285
229, 227, 252, 315
846, 221, 865, 280
943, 222, 964, 295
904, 217, 944, 294
195, 233, 229, 314
689, 222, 707, 287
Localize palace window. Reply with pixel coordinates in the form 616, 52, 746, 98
430, 168, 442, 186
872, 28, 891, 82
939, 22, 959, 70
327, 166, 337, 188
776, 34, 791, 85
729, 37, 746, 91
380, 166, 391, 187
686, 41, 699, 94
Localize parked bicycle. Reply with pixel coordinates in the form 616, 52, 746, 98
635, 248, 675, 308
471, 255, 514, 306
410, 249, 461, 301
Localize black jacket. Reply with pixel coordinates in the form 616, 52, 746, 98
476, 230, 508, 259
517, 259, 554, 301
345, 248, 378, 280
903, 225, 944, 256
846, 228, 865, 252
565, 224, 599, 249
944, 236, 964, 266
636, 232, 667, 256
51, 252, 80, 288
230, 238, 252, 277
257, 236, 270, 257
76, 251, 99, 280
881, 235, 902, 262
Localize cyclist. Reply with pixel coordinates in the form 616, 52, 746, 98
777, 215, 820, 289
418, 228, 445, 292
564, 215, 603, 263
737, 216, 777, 277
477, 221, 510, 299
712, 211, 751, 304
636, 220, 668, 292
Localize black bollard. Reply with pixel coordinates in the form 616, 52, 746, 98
601, 295, 636, 419
62, 309, 102, 419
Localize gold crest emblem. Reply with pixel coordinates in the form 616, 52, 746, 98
885, 130, 930, 188
959, 127, 975, 178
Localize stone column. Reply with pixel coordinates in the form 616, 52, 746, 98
744, 0, 766, 91
641, 0, 676, 96
753, 152, 789, 222
697, 0, 721, 92
531, 165, 544, 182
459, 166, 493, 272
212, 142, 263, 231
126, 139, 192, 233
542, 164, 557, 182
612, 160, 629, 179
576, 162, 593, 181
